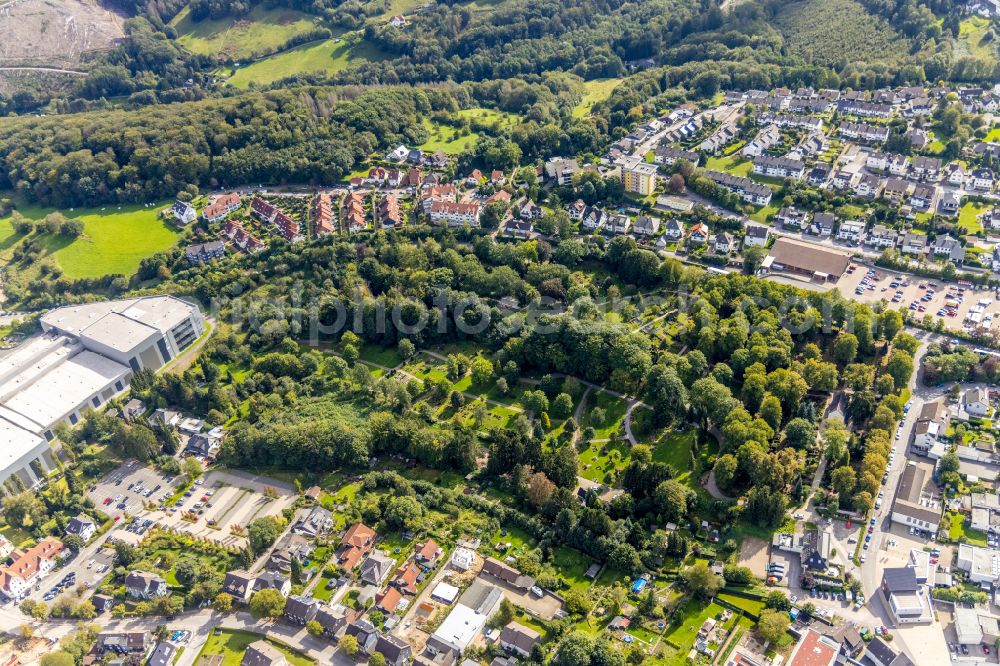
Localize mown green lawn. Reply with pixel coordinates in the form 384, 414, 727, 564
986, 127, 1000, 143
664, 599, 724, 651
705, 155, 753, 177
579, 439, 629, 483
716, 592, 765, 616
958, 201, 991, 234
172, 5, 321, 60
227, 36, 386, 88
195, 629, 314, 666
0, 200, 180, 279
749, 202, 779, 224
948, 511, 987, 546
652, 431, 697, 483
358, 345, 403, 368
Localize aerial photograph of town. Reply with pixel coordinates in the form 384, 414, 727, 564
0, 0, 999, 665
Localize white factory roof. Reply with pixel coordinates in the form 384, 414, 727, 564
80, 312, 158, 351
0, 416, 46, 471
433, 603, 490, 652
3, 351, 128, 428
42, 296, 197, 351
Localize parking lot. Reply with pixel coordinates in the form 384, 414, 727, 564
153, 469, 297, 549
32, 547, 115, 604
838, 264, 1000, 335
86, 460, 181, 523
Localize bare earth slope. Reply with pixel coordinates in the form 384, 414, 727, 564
0, 0, 124, 68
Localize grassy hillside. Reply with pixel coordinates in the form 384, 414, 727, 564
170, 5, 321, 60
0, 201, 180, 281
573, 78, 624, 118
226, 37, 385, 88
774, 0, 909, 65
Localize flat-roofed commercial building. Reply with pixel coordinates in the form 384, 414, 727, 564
761, 237, 852, 282
0, 296, 202, 492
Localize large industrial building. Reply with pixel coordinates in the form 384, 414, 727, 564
0, 296, 203, 492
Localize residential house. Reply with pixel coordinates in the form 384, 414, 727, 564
906, 128, 930, 150
416, 539, 442, 566
901, 233, 927, 256
119, 398, 145, 421
125, 571, 168, 600
185, 240, 225, 264
222, 570, 257, 603
880, 567, 933, 625
389, 15, 406, 27
394, 561, 421, 595
836, 220, 865, 243
345, 620, 380, 655
66, 514, 97, 542
911, 156, 941, 180
423, 184, 458, 213
910, 184, 937, 210
866, 636, 914, 666
376, 634, 413, 666
544, 158, 579, 186
688, 222, 709, 245
703, 171, 773, 205
884, 178, 913, 202
519, 202, 543, 221
867, 152, 889, 171
715, 232, 734, 254
360, 550, 395, 586
95, 631, 151, 657
964, 387, 991, 417
982, 208, 1000, 231
632, 215, 661, 236
774, 206, 809, 231
930, 235, 964, 263
241, 640, 288, 666
338, 524, 377, 570
839, 122, 890, 142
945, 161, 967, 185
499, 622, 541, 658
268, 533, 315, 572
341, 192, 367, 233
890, 462, 940, 533
481, 558, 535, 591
579, 206, 607, 232
912, 400, 948, 455
807, 165, 830, 186
376, 194, 403, 229
292, 506, 333, 539
744, 224, 769, 248
887, 154, 910, 176
0, 538, 64, 600
171, 200, 197, 225
430, 201, 481, 227
664, 219, 684, 240
202, 192, 241, 222
312, 193, 335, 236
505, 217, 533, 238
866, 224, 896, 249
829, 170, 853, 190
940, 191, 961, 214
972, 168, 996, 191
284, 595, 320, 625
607, 213, 631, 235
809, 212, 835, 237
376, 586, 404, 614
652, 146, 699, 167
742, 125, 781, 158
752, 155, 805, 180
855, 173, 884, 198
92, 594, 116, 613
490, 170, 505, 185
250, 196, 301, 242
316, 603, 356, 639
